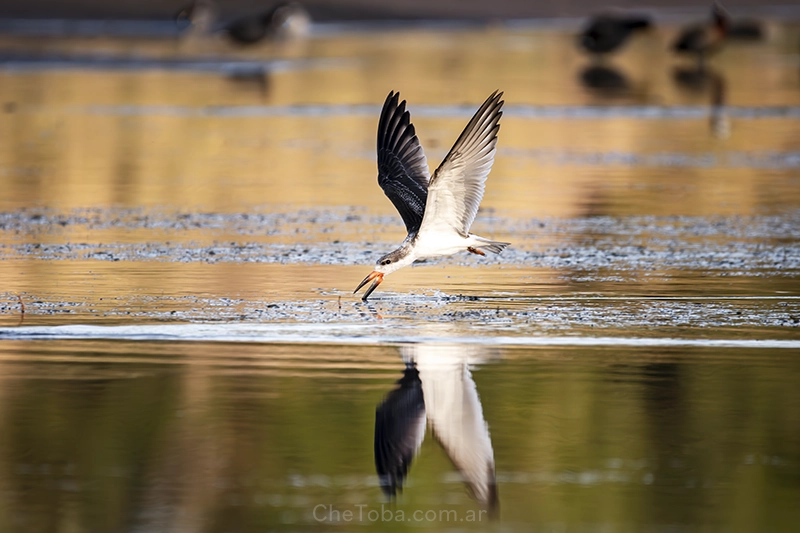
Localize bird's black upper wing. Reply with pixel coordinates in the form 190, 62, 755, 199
377, 91, 431, 235
374, 363, 426, 498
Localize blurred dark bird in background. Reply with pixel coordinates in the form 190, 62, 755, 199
177, 0, 310, 44
726, 17, 764, 41
177, 0, 217, 36
578, 12, 652, 56
227, 1, 311, 43
672, 0, 730, 68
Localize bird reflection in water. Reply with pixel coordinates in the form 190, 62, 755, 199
673, 66, 730, 139
374, 344, 498, 515
579, 64, 631, 96
224, 69, 272, 99
708, 71, 730, 139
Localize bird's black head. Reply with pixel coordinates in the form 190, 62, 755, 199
373, 248, 413, 275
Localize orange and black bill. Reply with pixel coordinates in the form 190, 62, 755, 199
354, 271, 384, 301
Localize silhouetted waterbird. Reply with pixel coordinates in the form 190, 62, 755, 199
672, 1, 730, 69
579, 12, 652, 55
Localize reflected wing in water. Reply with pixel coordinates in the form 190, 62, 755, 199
412, 345, 499, 513
374, 362, 426, 497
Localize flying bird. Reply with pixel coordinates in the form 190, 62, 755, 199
354, 91, 510, 301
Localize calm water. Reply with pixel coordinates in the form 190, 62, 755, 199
0, 16, 799, 532
0, 340, 797, 532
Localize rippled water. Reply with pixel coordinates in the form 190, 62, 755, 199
0, 17, 799, 532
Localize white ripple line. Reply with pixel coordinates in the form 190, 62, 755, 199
0, 325, 797, 349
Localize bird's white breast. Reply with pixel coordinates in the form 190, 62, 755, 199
413, 229, 471, 259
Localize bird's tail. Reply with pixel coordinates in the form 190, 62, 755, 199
470, 236, 511, 254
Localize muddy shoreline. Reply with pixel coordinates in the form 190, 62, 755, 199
1, 208, 797, 273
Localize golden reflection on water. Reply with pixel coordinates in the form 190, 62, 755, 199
2, 99, 800, 215
0, 22, 798, 319
1, 25, 799, 216
0, 21, 798, 533
2, 25, 800, 106
0, 340, 797, 531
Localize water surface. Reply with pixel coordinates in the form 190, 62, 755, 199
0, 18, 799, 532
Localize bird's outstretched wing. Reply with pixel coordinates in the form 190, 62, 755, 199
377, 91, 431, 235
374, 363, 427, 498
420, 91, 503, 238
415, 349, 498, 513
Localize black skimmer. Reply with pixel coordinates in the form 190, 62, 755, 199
354, 91, 510, 301
374, 345, 498, 513
672, 1, 730, 69
579, 12, 652, 56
